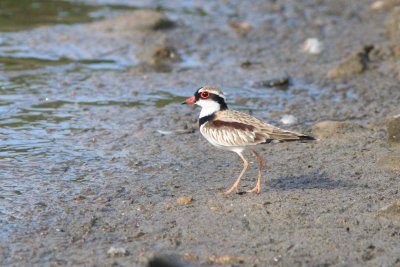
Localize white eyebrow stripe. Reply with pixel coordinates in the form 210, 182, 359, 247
199, 88, 225, 99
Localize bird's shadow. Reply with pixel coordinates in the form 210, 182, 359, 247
268, 171, 356, 191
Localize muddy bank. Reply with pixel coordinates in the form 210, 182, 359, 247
1, 0, 400, 266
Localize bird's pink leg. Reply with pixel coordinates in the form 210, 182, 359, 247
224, 152, 249, 195
246, 150, 264, 194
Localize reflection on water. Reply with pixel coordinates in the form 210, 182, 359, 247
0, 74, 184, 159
0, 0, 103, 32
0, 49, 187, 224
0, 55, 126, 72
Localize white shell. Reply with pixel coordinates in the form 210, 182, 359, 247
280, 115, 298, 125
302, 38, 323, 55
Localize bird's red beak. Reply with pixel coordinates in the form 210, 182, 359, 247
183, 96, 196, 104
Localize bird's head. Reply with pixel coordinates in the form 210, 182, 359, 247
183, 86, 228, 116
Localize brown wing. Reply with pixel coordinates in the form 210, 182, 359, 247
201, 120, 259, 146
213, 110, 314, 144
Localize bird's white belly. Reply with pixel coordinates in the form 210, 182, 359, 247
200, 124, 245, 154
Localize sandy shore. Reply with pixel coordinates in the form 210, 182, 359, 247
1, 1, 400, 266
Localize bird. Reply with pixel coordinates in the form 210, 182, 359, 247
182, 86, 315, 195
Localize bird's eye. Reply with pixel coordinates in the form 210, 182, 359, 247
200, 91, 210, 99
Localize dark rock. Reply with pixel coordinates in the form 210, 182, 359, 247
368, 43, 396, 61
152, 47, 179, 63
100, 10, 175, 32
240, 60, 252, 68
135, 34, 180, 65
35, 202, 47, 207
327, 46, 373, 78
252, 75, 290, 89
136, 33, 180, 64
147, 255, 191, 267
358, 42, 400, 77
387, 115, 400, 145
385, 7, 400, 41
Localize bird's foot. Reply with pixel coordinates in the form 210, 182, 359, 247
246, 186, 260, 194
224, 185, 241, 196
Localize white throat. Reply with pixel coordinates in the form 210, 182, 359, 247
197, 99, 221, 118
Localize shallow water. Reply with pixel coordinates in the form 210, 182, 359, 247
0, 0, 141, 32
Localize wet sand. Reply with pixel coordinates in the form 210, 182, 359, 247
1, 1, 400, 266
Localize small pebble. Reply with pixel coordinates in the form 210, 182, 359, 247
228, 21, 252, 35
107, 247, 128, 257
157, 129, 194, 135
370, 0, 400, 11
302, 38, 323, 55
280, 115, 298, 125
209, 255, 246, 264
370, 0, 386, 10
176, 197, 193, 205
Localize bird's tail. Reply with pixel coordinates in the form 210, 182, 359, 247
266, 133, 316, 143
